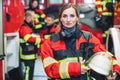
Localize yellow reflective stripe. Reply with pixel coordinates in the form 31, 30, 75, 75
44, 34, 51, 39
35, 37, 41, 45
59, 62, 70, 79
41, 14, 46, 18
20, 54, 36, 60
43, 57, 58, 68
35, 14, 40, 22
102, 12, 112, 16
35, 24, 42, 29
20, 38, 26, 43
54, 18, 59, 23
20, 47, 36, 60
112, 60, 119, 65
98, 8, 102, 12
58, 57, 83, 63
95, 1, 101, 5
25, 66, 30, 80
24, 34, 31, 42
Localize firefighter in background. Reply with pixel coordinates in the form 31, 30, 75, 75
95, 0, 114, 43
19, 11, 44, 80
41, 3, 120, 80
40, 14, 57, 39
37, 14, 57, 56
25, 0, 46, 33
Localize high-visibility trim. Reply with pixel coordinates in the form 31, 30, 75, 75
54, 19, 59, 23
59, 62, 70, 79
58, 57, 83, 63
102, 12, 112, 16
20, 47, 36, 60
20, 54, 36, 60
43, 57, 58, 68
44, 34, 51, 39
20, 38, 26, 43
95, 1, 101, 5
35, 37, 41, 45
24, 34, 31, 42
112, 60, 119, 65
34, 14, 40, 23
98, 8, 102, 12
35, 24, 42, 29
41, 14, 46, 18
25, 66, 30, 80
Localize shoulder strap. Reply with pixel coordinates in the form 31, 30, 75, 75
82, 31, 92, 41
50, 33, 60, 42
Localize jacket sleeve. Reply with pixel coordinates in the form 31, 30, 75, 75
19, 26, 43, 45
95, 0, 103, 16
41, 38, 81, 79
90, 34, 120, 75
35, 9, 46, 19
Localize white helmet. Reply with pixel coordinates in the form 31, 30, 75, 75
87, 52, 113, 76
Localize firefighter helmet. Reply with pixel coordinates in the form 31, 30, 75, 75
87, 52, 112, 76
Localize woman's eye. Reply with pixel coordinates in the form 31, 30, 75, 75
70, 14, 75, 17
63, 15, 67, 18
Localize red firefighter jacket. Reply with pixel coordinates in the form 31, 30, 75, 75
19, 21, 44, 44
19, 21, 44, 60
41, 26, 120, 79
40, 24, 57, 39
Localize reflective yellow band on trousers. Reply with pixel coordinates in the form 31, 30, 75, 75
20, 47, 36, 60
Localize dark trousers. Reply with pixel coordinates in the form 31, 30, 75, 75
23, 60, 35, 80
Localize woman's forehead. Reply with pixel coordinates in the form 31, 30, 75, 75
62, 7, 76, 15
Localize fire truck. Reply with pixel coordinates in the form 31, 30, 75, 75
0, 0, 120, 80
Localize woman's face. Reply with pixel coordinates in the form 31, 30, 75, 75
60, 7, 78, 28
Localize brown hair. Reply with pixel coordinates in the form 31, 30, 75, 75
59, 3, 80, 25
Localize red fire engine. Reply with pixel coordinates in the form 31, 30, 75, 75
1, 0, 120, 80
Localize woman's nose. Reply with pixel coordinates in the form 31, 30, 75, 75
67, 17, 70, 22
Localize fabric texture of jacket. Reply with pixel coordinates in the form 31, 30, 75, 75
41, 26, 120, 79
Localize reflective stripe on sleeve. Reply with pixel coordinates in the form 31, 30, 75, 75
41, 14, 46, 18
35, 37, 41, 45
59, 62, 70, 79
43, 57, 58, 68
95, 1, 101, 5
24, 34, 31, 42
35, 24, 42, 29
98, 8, 102, 12
20, 38, 26, 43
44, 34, 51, 39
102, 12, 112, 16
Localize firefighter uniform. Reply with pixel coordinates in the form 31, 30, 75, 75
26, 0, 46, 33
95, 0, 114, 43
41, 26, 120, 80
40, 24, 57, 39
19, 20, 43, 80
